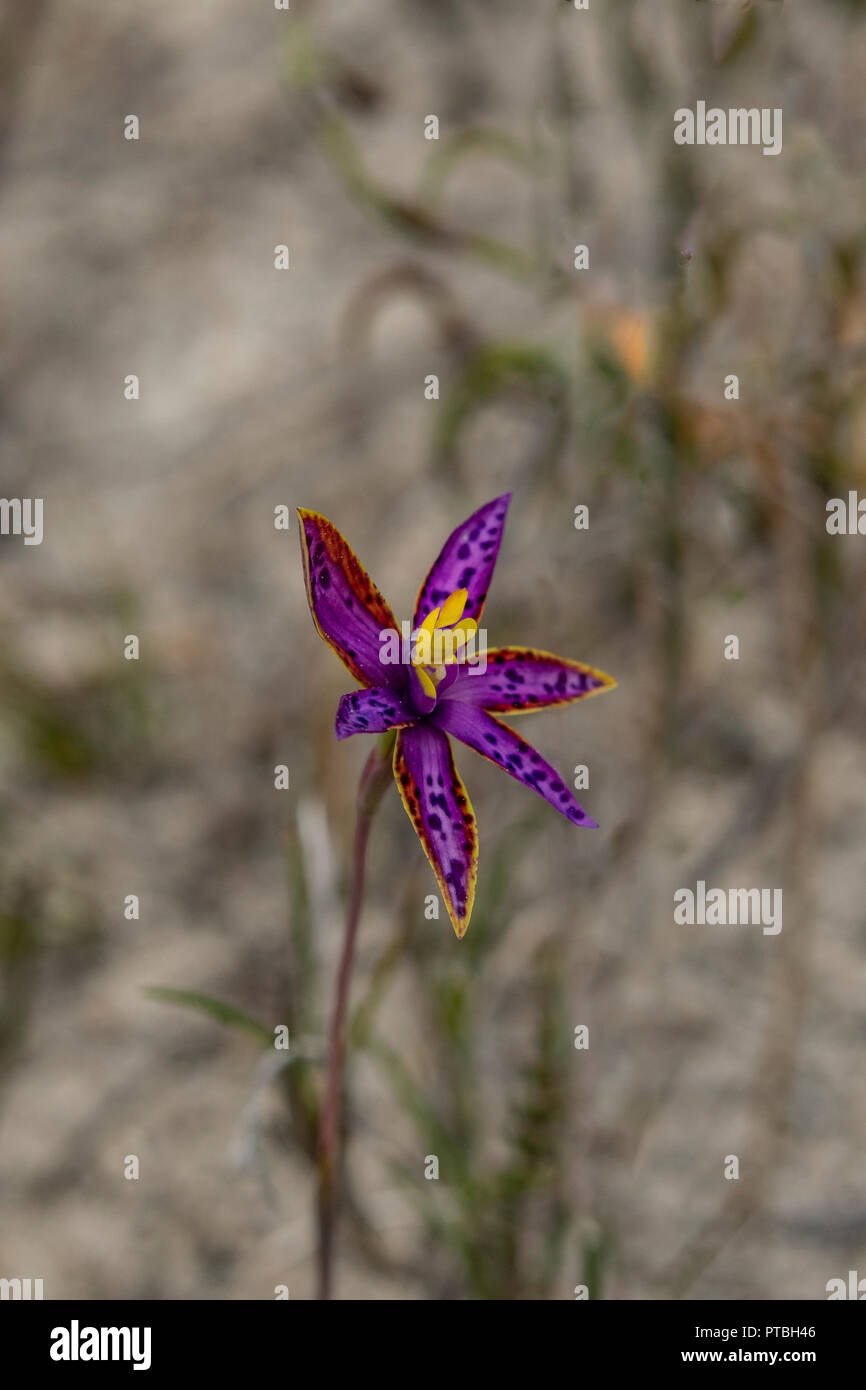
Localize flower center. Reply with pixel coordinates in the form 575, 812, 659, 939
412, 588, 479, 701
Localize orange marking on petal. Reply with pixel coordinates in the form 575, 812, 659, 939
297, 508, 398, 687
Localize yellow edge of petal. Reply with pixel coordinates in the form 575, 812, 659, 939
393, 731, 478, 939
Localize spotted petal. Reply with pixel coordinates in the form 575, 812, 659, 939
431, 700, 597, 828
446, 647, 616, 714
298, 509, 403, 690
393, 725, 478, 938
413, 493, 511, 628
335, 687, 415, 740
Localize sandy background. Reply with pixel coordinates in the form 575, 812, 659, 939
1, 0, 865, 1299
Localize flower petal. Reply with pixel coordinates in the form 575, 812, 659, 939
431, 700, 598, 828
393, 725, 478, 938
298, 509, 403, 690
446, 647, 616, 713
335, 688, 415, 740
413, 493, 511, 628
437, 588, 468, 627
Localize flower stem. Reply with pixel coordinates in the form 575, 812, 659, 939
316, 731, 395, 1300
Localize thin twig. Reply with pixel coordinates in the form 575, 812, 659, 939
315, 734, 395, 1299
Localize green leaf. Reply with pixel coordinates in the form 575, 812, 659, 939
144, 987, 272, 1046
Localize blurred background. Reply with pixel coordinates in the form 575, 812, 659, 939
1, 0, 865, 1300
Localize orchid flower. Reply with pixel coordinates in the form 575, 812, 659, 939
299, 493, 615, 938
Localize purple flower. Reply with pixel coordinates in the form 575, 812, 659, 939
299, 494, 616, 937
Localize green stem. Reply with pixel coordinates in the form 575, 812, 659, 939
316, 731, 395, 1300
